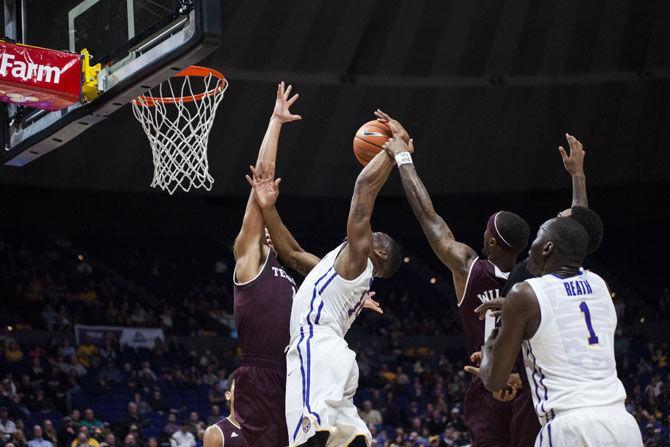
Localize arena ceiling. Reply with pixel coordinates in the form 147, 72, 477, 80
1, 0, 669, 197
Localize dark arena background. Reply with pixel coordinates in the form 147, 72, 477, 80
1, 1, 670, 446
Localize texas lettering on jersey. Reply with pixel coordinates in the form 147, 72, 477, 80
271, 266, 297, 286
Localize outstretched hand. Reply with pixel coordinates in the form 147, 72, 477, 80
559, 133, 585, 176
464, 351, 522, 401
273, 81, 301, 123
245, 160, 281, 209
375, 109, 410, 144
362, 291, 383, 314
382, 137, 415, 158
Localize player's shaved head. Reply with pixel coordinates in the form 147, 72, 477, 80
527, 217, 589, 276
372, 232, 402, 278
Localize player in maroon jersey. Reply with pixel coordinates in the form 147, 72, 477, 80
204, 372, 248, 447
232, 81, 308, 447
380, 112, 531, 447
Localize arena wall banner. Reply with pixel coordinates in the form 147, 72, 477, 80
75, 325, 164, 349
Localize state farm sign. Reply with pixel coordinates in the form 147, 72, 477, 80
0, 41, 82, 110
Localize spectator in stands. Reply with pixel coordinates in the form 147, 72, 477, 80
98, 361, 122, 385
98, 338, 118, 362
99, 434, 116, 447
0, 407, 17, 443
207, 383, 225, 406
146, 438, 157, 447
206, 406, 220, 426
80, 409, 103, 429
122, 435, 135, 447
5, 343, 24, 363
1, 379, 16, 399
126, 425, 143, 447
57, 418, 77, 447
29, 389, 56, 412
118, 403, 146, 436
162, 414, 178, 441
28, 425, 53, 447
12, 429, 27, 447
91, 378, 112, 397
76, 339, 98, 369
42, 421, 58, 447
71, 431, 99, 447
131, 394, 151, 415
169, 423, 194, 447
359, 400, 383, 427
146, 390, 167, 414
201, 367, 217, 387
137, 364, 157, 391
185, 413, 203, 440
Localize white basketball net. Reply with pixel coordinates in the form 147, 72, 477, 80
132, 70, 228, 194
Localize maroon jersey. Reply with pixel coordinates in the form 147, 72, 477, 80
458, 257, 509, 357
215, 417, 248, 447
459, 257, 513, 447
233, 248, 294, 447
233, 248, 295, 363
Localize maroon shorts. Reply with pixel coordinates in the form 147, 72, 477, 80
464, 379, 513, 447
235, 359, 288, 447
511, 380, 541, 446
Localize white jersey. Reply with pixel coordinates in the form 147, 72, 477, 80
523, 270, 627, 425
286, 242, 374, 446
289, 242, 373, 339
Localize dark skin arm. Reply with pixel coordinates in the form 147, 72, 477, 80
559, 133, 588, 208
234, 82, 301, 283
479, 282, 541, 391
382, 129, 477, 302
334, 150, 395, 280
245, 161, 320, 277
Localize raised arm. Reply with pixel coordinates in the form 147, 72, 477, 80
559, 133, 588, 208
479, 282, 540, 391
335, 149, 395, 280
378, 114, 477, 300
246, 162, 320, 277
234, 82, 301, 283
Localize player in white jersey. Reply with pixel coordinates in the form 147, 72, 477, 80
246, 150, 402, 447
478, 217, 642, 447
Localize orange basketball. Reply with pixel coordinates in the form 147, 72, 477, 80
353, 120, 392, 166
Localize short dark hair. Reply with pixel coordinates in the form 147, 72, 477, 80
545, 217, 589, 262
496, 211, 530, 253
568, 206, 603, 255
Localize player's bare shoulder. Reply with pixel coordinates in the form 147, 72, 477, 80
203, 425, 223, 447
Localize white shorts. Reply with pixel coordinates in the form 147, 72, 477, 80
535, 404, 642, 447
285, 327, 371, 447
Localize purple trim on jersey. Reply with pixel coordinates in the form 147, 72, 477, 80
539, 425, 543, 446
547, 422, 553, 447
524, 343, 543, 409
301, 267, 335, 428
293, 327, 307, 441
526, 341, 550, 417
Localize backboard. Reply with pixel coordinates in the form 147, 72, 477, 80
1, 0, 221, 166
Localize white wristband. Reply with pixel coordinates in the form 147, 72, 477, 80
395, 152, 413, 166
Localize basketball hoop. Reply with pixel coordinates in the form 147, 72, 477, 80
132, 66, 228, 194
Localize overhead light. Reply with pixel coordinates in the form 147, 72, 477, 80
430, 277, 437, 284
77, 254, 84, 261
403, 257, 410, 263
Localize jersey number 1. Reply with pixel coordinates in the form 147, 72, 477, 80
579, 301, 599, 345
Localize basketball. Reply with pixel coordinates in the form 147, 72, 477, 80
353, 120, 392, 166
